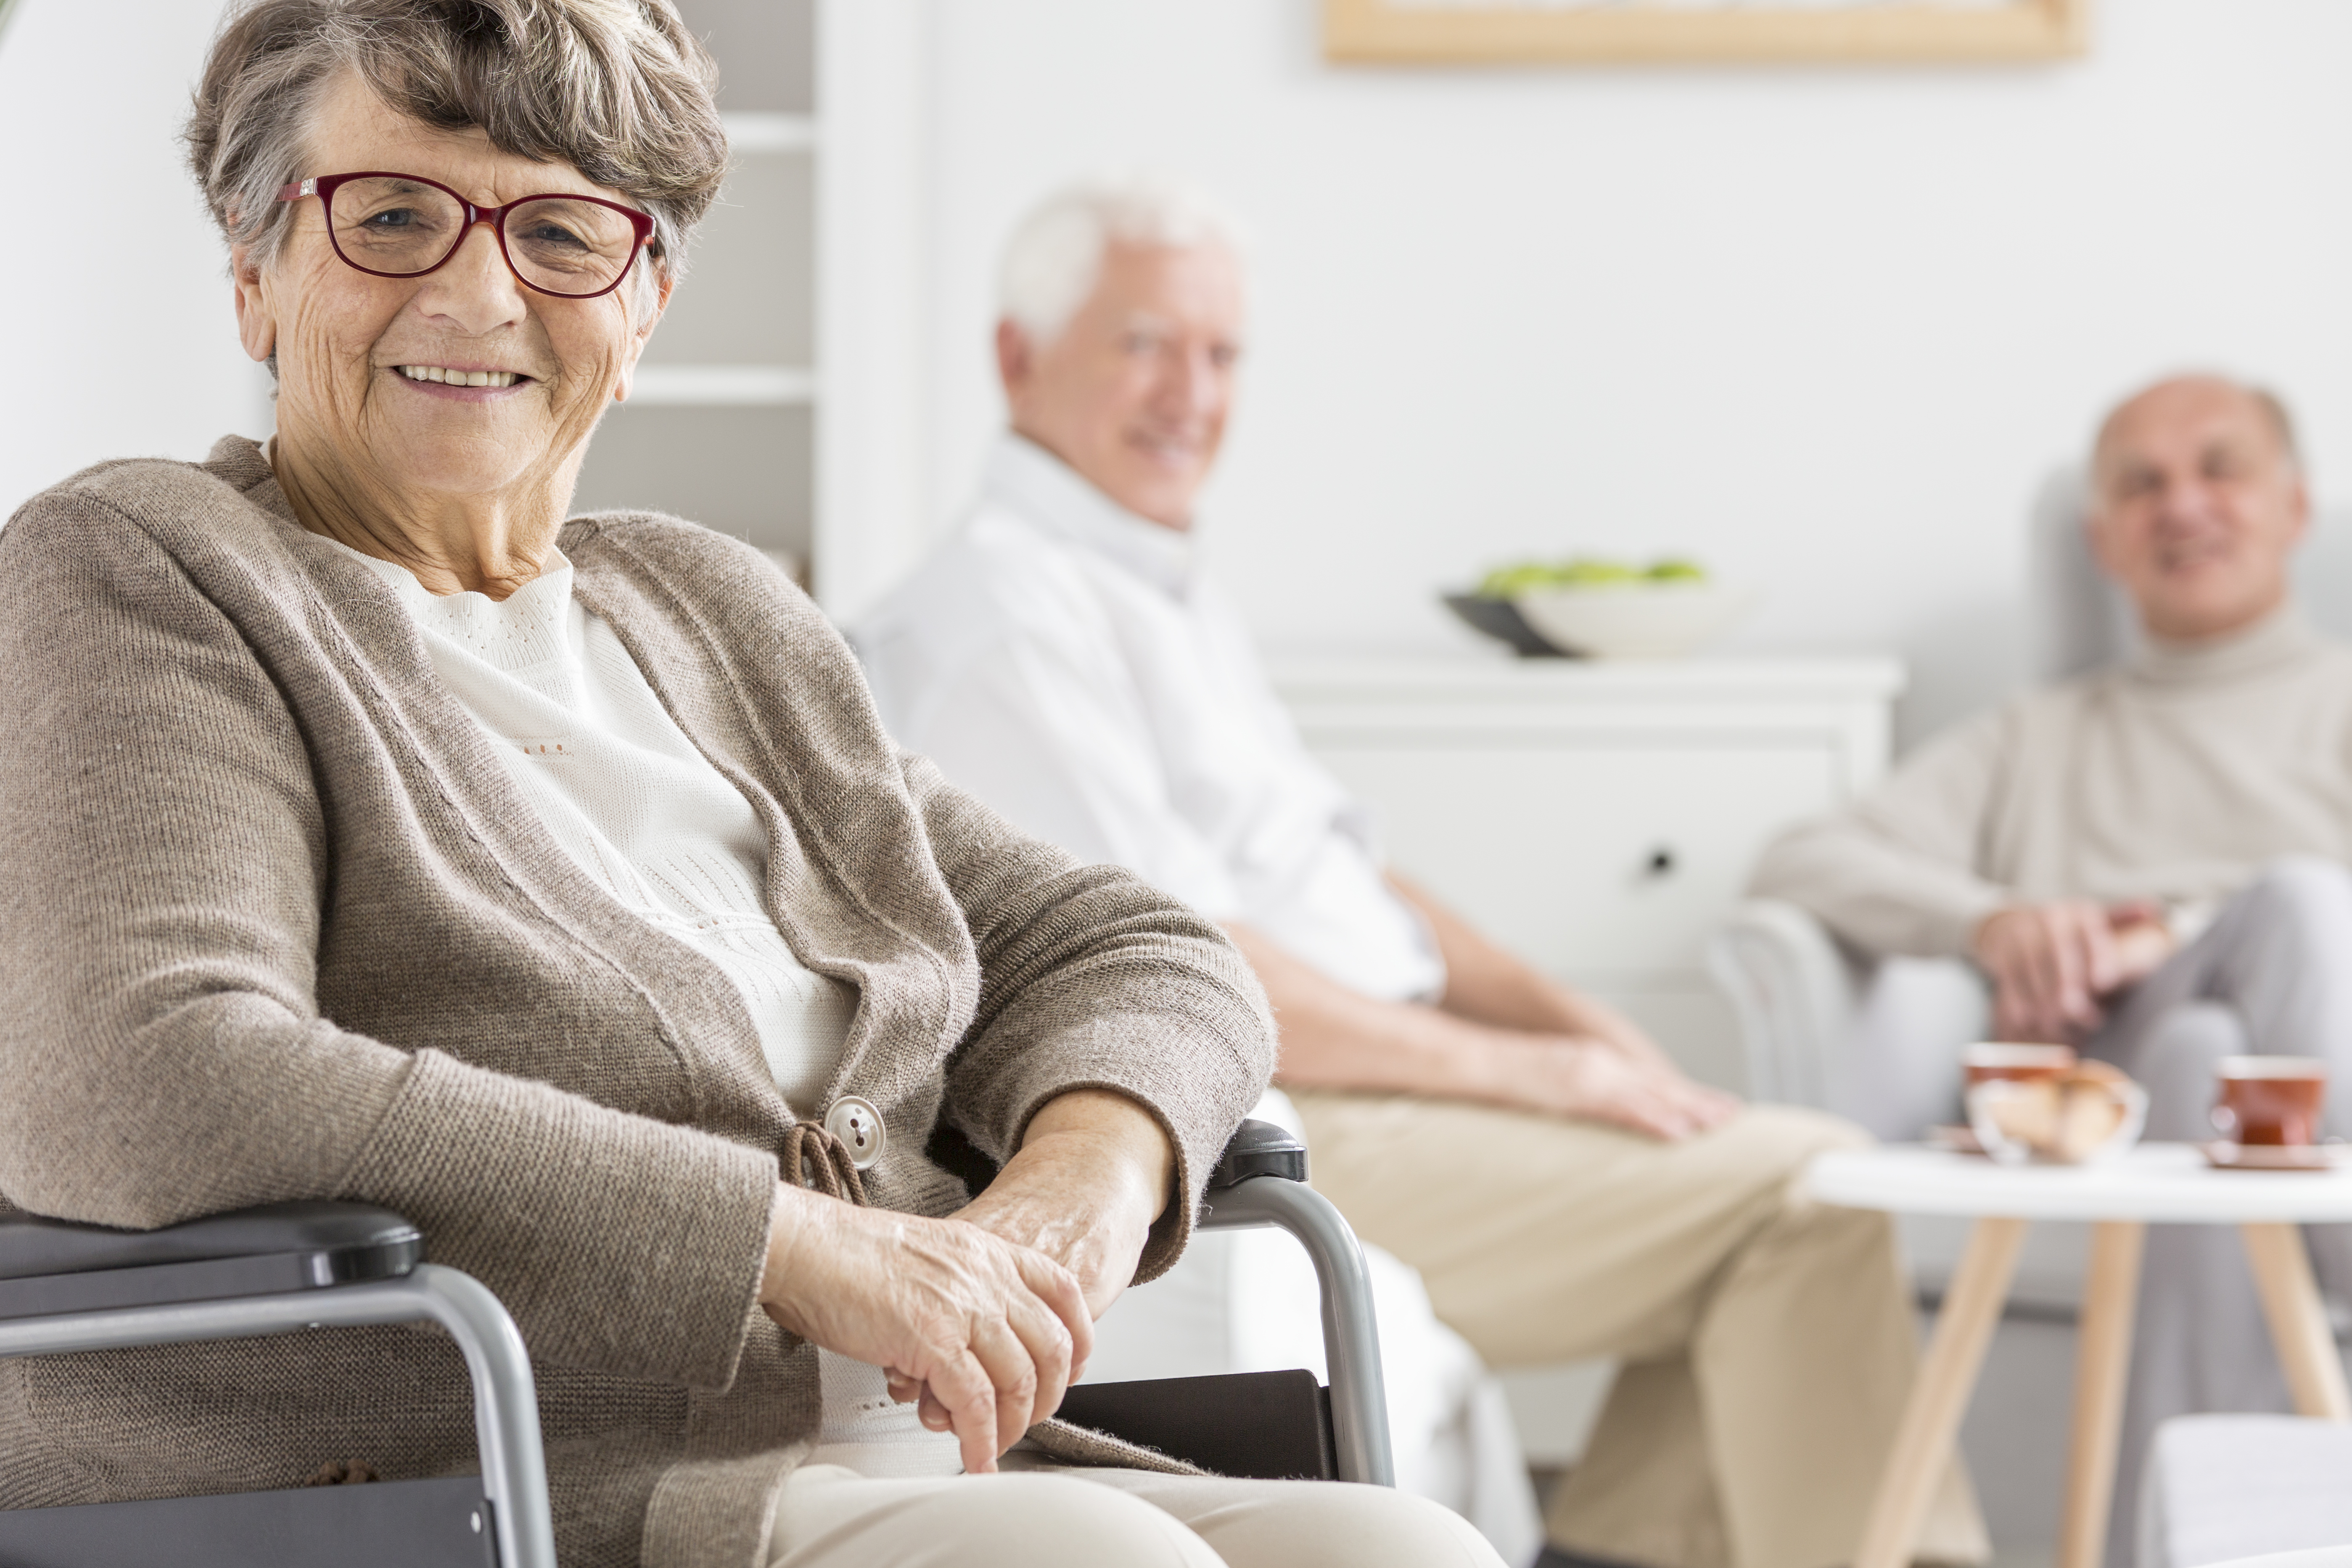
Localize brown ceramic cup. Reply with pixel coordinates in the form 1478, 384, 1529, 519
1962, 1043, 2079, 1086
2212, 1056, 2328, 1147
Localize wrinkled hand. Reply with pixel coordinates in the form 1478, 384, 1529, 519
757, 1184, 1091, 1474
1511, 1038, 1740, 1140
1973, 900, 2175, 1044
954, 1090, 1176, 1323
957, 1155, 1155, 1322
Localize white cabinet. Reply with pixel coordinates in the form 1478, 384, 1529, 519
1271, 656, 1903, 1092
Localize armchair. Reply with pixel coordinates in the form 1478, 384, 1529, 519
1705, 898, 1985, 1139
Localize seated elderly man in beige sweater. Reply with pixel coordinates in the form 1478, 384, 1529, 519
1754, 372, 2352, 1561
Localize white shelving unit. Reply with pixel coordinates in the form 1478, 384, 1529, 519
618, 110, 821, 415
568, 0, 930, 611
571, 3, 823, 579
721, 111, 819, 154
627, 365, 817, 408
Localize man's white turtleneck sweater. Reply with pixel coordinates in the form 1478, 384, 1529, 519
1752, 606, 2352, 956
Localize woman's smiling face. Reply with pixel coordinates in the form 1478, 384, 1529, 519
237, 70, 668, 509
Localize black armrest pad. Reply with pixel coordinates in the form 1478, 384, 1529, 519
0, 1203, 420, 1280
1209, 1121, 1308, 1189
0, 1203, 423, 1320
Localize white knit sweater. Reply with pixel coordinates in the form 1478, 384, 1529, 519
330, 541, 859, 1106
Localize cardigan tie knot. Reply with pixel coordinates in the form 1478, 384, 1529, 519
783, 1122, 870, 1206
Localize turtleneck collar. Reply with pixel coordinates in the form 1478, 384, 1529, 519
2131, 603, 2319, 688
979, 433, 1198, 599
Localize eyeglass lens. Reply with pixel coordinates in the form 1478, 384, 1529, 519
328, 177, 639, 296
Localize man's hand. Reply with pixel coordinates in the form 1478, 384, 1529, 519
1227, 915, 1740, 1140
1972, 900, 2175, 1043
757, 1182, 1091, 1475
1507, 1038, 1740, 1141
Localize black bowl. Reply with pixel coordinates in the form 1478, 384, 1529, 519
1442, 593, 1574, 658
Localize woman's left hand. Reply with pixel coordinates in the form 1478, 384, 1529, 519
881, 1090, 1174, 1436
954, 1088, 1175, 1325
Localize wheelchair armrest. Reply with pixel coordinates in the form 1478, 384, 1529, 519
1210, 1119, 1308, 1188
1197, 1119, 1393, 1486
0, 1202, 422, 1320
0, 1206, 552, 1568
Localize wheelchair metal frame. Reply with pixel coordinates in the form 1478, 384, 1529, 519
1200, 1174, 1394, 1486
0, 1262, 558, 1568
0, 1122, 1390, 1565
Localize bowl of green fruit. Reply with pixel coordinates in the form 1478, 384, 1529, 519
1445, 557, 1755, 659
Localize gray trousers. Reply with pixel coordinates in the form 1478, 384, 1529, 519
2082, 857, 2352, 1568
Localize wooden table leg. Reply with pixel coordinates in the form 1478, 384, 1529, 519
2056, 1220, 2146, 1568
2241, 1222, 2352, 1421
1855, 1216, 2029, 1568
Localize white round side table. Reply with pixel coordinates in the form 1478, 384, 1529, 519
1805, 1143, 2352, 1568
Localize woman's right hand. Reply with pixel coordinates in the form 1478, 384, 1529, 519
756, 1182, 1092, 1474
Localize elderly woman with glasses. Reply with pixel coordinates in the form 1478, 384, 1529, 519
0, 3, 1503, 1565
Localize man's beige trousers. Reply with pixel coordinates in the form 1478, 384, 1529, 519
1290, 1095, 1988, 1568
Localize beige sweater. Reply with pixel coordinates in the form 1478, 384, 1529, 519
1751, 609, 2352, 958
0, 438, 1274, 1568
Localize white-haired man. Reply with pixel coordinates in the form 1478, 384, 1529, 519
854, 177, 1986, 1568
1755, 373, 2352, 1563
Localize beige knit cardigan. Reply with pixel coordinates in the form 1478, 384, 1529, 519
0, 437, 1275, 1568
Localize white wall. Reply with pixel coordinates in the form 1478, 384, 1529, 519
0, 0, 272, 524
916, 0, 2352, 743
18, 0, 2351, 749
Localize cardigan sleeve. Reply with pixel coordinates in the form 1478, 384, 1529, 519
902, 751, 1276, 1282
0, 490, 777, 1393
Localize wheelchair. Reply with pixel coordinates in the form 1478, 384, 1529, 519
0, 1120, 1388, 1567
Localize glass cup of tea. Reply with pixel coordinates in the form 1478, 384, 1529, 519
2212, 1057, 2328, 1147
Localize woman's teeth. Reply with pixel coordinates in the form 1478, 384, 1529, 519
398, 365, 522, 387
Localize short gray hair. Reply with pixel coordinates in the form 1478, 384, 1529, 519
997, 173, 1250, 346
186, 0, 728, 278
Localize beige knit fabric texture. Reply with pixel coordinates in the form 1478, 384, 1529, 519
1751, 608, 2352, 958
0, 438, 1275, 1568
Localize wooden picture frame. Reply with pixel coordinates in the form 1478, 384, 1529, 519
1323, 0, 2090, 66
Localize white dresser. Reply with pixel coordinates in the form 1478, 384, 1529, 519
1270, 656, 1903, 1093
